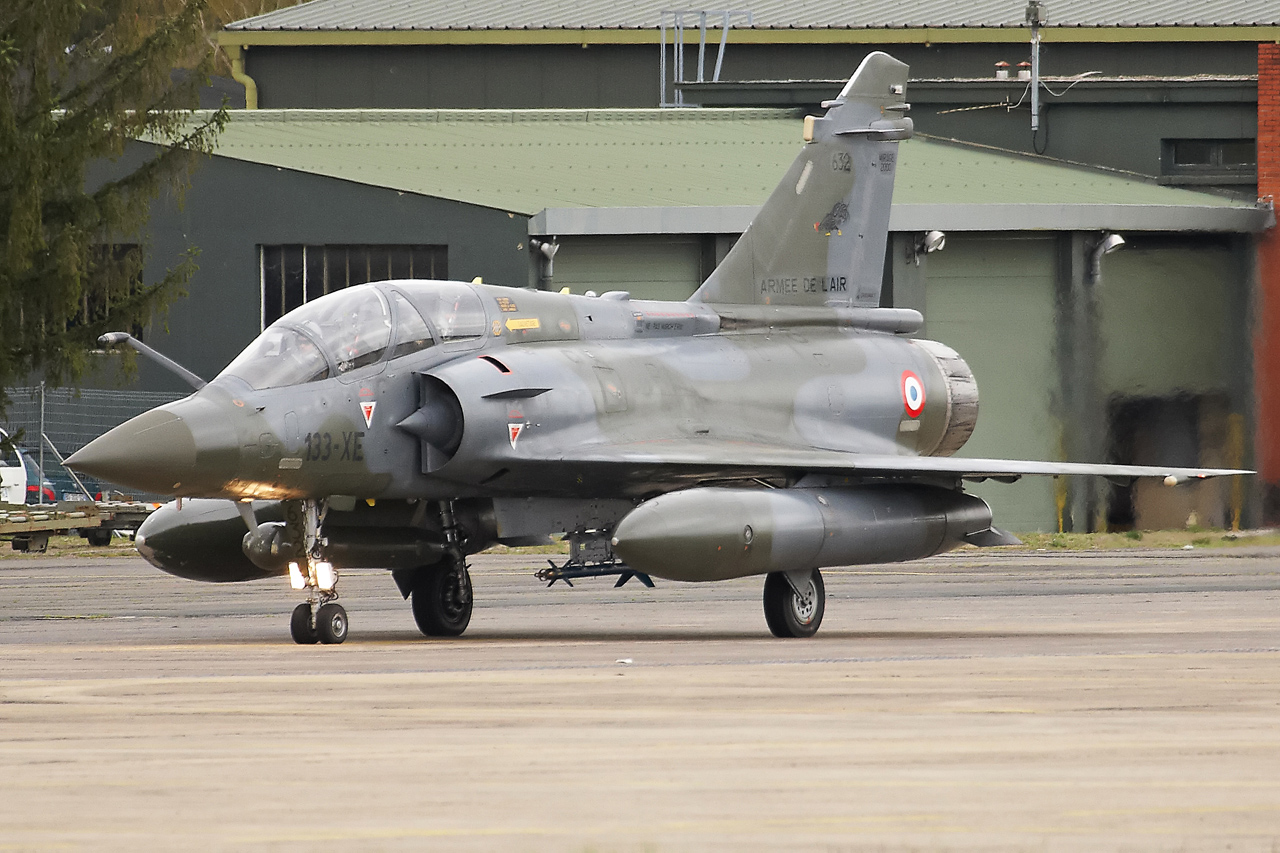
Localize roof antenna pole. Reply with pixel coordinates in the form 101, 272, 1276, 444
1027, 1, 1044, 134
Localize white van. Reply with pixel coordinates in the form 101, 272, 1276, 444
0, 429, 27, 505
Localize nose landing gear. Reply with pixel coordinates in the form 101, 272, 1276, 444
288, 559, 348, 645
285, 499, 347, 645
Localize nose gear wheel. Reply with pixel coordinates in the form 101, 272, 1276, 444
284, 498, 348, 645
290, 602, 317, 644
316, 602, 348, 644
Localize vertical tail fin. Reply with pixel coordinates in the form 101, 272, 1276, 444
690, 52, 911, 308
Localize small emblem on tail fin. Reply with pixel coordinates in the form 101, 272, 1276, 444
815, 202, 850, 236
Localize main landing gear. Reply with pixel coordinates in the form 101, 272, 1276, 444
410, 501, 472, 637
285, 499, 348, 645
763, 568, 825, 638
411, 561, 472, 636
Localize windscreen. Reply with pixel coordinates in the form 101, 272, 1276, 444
220, 326, 331, 390
290, 287, 392, 373
219, 287, 395, 389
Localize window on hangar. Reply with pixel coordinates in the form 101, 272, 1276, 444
1160, 139, 1256, 186
259, 244, 447, 328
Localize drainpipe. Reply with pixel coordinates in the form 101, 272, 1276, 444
225, 44, 258, 110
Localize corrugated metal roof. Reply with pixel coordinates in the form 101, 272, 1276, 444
226, 0, 1280, 31
204, 108, 1254, 216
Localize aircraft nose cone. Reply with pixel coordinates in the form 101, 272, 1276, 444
67, 409, 198, 494
68, 393, 242, 497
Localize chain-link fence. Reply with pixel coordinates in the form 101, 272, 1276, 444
2, 385, 186, 500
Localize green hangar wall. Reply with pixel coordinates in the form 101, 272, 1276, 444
901, 232, 1252, 532
920, 235, 1062, 532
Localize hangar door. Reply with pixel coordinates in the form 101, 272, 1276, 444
549, 236, 704, 301
924, 235, 1060, 532
1095, 238, 1246, 530
1096, 239, 1238, 398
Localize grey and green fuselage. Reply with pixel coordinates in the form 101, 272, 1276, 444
68, 53, 1246, 604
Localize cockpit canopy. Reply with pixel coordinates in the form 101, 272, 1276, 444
219, 281, 486, 390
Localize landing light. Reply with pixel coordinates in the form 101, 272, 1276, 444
314, 561, 337, 592
288, 561, 306, 590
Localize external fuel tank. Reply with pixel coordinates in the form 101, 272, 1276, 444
610, 485, 999, 582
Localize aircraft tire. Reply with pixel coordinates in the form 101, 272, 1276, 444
290, 603, 318, 644
315, 603, 348, 645
763, 569, 825, 638
411, 565, 472, 637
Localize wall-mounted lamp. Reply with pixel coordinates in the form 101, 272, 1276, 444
529, 237, 560, 281
909, 230, 946, 265
1089, 232, 1124, 281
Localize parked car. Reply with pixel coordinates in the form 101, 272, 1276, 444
0, 437, 26, 506
20, 452, 56, 504
0, 428, 100, 505
45, 467, 103, 502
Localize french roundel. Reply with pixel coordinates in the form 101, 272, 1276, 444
901, 370, 925, 418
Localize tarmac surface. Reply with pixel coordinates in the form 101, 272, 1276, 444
1, 547, 1279, 851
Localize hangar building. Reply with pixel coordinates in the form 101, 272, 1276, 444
217, 0, 1273, 194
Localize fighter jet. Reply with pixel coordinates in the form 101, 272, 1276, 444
67, 53, 1248, 644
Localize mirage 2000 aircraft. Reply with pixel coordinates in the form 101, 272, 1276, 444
67, 52, 1248, 644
